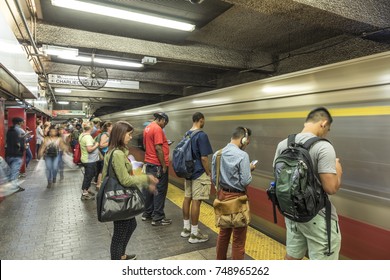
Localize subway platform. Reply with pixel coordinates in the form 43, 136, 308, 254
0, 160, 286, 260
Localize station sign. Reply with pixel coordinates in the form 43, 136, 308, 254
48, 74, 140, 89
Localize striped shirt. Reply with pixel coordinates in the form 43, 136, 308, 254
211, 143, 252, 192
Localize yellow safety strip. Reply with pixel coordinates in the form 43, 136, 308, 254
167, 184, 286, 260
209, 106, 390, 121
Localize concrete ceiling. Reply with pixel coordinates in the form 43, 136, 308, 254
4, 0, 390, 117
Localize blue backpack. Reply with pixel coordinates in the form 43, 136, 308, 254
172, 130, 201, 179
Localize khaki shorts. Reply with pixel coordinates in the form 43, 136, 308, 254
184, 172, 211, 200
285, 214, 341, 260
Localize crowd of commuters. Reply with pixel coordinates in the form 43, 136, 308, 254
1, 107, 342, 261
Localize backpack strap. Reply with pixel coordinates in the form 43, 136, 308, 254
302, 136, 334, 256
215, 149, 223, 191
287, 134, 297, 148
302, 136, 331, 150
324, 198, 334, 256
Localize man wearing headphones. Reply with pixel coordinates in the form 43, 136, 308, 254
142, 112, 172, 226
211, 127, 256, 260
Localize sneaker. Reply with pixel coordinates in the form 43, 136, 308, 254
87, 189, 95, 195
181, 228, 191, 238
151, 218, 172, 226
16, 186, 25, 193
81, 193, 94, 200
188, 231, 209, 244
47, 182, 52, 189
123, 254, 137, 260
141, 216, 152, 222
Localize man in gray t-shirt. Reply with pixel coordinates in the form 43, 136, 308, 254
273, 107, 343, 260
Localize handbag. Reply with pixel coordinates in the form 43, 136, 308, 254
213, 149, 251, 228
96, 150, 145, 222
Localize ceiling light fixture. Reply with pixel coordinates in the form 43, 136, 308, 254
57, 101, 70, 105
57, 54, 144, 68
55, 88, 72, 93
51, 0, 196, 32
42, 44, 78, 57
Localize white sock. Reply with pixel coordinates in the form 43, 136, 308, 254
191, 224, 198, 235
183, 219, 190, 230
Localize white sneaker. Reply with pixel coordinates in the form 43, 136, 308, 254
181, 228, 191, 238
188, 231, 209, 244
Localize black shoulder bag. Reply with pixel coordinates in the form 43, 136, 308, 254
96, 150, 145, 222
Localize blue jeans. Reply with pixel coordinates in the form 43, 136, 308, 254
58, 151, 64, 179
26, 147, 32, 168
45, 155, 60, 182
5, 156, 23, 181
142, 164, 169, 222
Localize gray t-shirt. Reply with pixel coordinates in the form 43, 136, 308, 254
273, 132, 338, 221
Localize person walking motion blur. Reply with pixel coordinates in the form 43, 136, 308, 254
38, 125, 68, 188
5, 117, 26, 192
101, 121, 158, 260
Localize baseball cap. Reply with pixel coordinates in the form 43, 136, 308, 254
153, 112, 169, 124
92, 117, 101, 123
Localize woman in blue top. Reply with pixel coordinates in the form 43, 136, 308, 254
95, 121, 112, 190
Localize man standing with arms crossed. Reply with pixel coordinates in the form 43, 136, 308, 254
142, 112, 172, 226
181, 112, 213, 243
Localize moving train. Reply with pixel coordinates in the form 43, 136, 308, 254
101, 51, 390, 260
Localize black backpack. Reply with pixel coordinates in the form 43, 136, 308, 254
267, 134, 334, 256
46, 141, 59, 157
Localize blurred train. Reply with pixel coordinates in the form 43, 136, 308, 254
101, 51, 390, 260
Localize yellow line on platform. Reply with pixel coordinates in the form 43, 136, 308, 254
167, 184, 286, 260
209, 106, 390, 121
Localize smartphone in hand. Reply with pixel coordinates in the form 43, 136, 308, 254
251, 160, 258, 165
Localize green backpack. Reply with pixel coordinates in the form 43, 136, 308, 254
267, 134, 334, 256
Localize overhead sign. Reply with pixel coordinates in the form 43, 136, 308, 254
48, 74, 140, 90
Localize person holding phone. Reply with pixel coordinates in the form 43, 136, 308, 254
211, 127, 256, 260
142, 112, 172, 226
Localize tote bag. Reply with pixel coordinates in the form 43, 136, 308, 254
96, 150, 145, 222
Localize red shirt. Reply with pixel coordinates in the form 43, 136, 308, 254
144, 122, 169, 166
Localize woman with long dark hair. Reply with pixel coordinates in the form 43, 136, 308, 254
101, 121, 158, 260
38, 125, 68, 188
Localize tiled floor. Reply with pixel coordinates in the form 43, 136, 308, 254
0, 160, 218, 260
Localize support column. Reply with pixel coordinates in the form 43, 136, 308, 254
7, 107, 27, 173
0, 99, 5, 158
27, 113, 37, 159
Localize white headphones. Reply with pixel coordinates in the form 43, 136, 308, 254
241, 127, 248, 146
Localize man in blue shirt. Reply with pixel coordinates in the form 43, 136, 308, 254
211, 127, 256, 259
181, 112, 213, 243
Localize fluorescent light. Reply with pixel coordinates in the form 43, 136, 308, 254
58, 55, 92, 63
57, 101, 69, 105
42, 44, 78, 57
51, 0, 196, 31
55, 88, 72, 93
94, 58, 143, 68
58, 55, 143, 68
